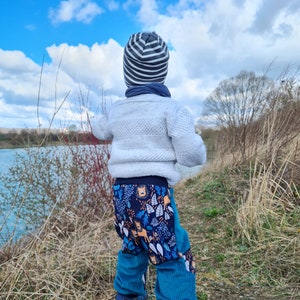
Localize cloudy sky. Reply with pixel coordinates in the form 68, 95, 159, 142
1, 0, 300, 129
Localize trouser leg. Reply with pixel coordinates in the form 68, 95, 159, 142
155, 258, 197, 300
154, 188, 197, 300
114, 250, 149, 298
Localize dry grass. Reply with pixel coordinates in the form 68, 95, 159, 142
175, 143, 299, 299
0, 85, 299, 299
1, 157, 299, 299
176, 161, 299, 299
1, 132, 299, 299
236, 154, 298, 243
0, 210, 120, 299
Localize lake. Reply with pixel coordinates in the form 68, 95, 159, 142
0, 146, 202, 246
0, 148, 28, 245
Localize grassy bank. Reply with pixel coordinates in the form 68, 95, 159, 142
178, 163, 299, 299
0, 109, 299, 299
0, 150, 299, 299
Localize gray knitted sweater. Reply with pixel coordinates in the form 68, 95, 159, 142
91, 94, 206, 185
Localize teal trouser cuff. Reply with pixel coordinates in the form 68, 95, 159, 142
114, 251, 148, 297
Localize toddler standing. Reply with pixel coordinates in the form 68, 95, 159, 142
92, 31, 206, 300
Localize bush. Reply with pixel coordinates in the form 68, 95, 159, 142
0, 141, 113, 246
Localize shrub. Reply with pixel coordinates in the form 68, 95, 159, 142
0, 140, 113, 246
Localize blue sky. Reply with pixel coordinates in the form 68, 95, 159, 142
0, 1, 141, 62
1, 0, 300, 129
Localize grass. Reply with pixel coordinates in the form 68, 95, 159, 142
176, 154, 300, 299
0, 211, 119, 299
0, 92, 299, 299
1, 138, 299, 299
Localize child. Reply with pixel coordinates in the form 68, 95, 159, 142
91, 31, 206, 300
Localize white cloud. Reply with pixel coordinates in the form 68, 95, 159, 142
0, 39, 124, 129
137, 0, 159, 25
250, 0, 300, 34
46, 38, 124, 93
149, 1, 300, 81
1, 0, 300, 129
106, 0, 119, 11
49, 0, 103, 24
0, 98, 39, 128
0, 49, 38, 73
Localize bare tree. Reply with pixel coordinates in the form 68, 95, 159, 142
206, 70, 274, 127
205, 70, 274, 160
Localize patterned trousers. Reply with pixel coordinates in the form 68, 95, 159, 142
113, 182, 197, 300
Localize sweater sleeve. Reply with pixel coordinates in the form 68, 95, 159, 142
90, 114, 113, 141
167, 105, 206, 167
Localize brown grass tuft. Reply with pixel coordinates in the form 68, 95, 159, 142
0, 210, 120, 299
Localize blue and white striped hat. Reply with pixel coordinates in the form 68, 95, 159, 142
123, 32, 169, 87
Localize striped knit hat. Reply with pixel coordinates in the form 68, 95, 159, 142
123, 31, 169, 87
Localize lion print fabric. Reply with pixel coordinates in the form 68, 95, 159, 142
113, 183, 196, 273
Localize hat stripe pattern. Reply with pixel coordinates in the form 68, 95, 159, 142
123, 32, 169, 87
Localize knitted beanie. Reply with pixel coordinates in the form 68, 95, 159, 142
123, 31, 169, 87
